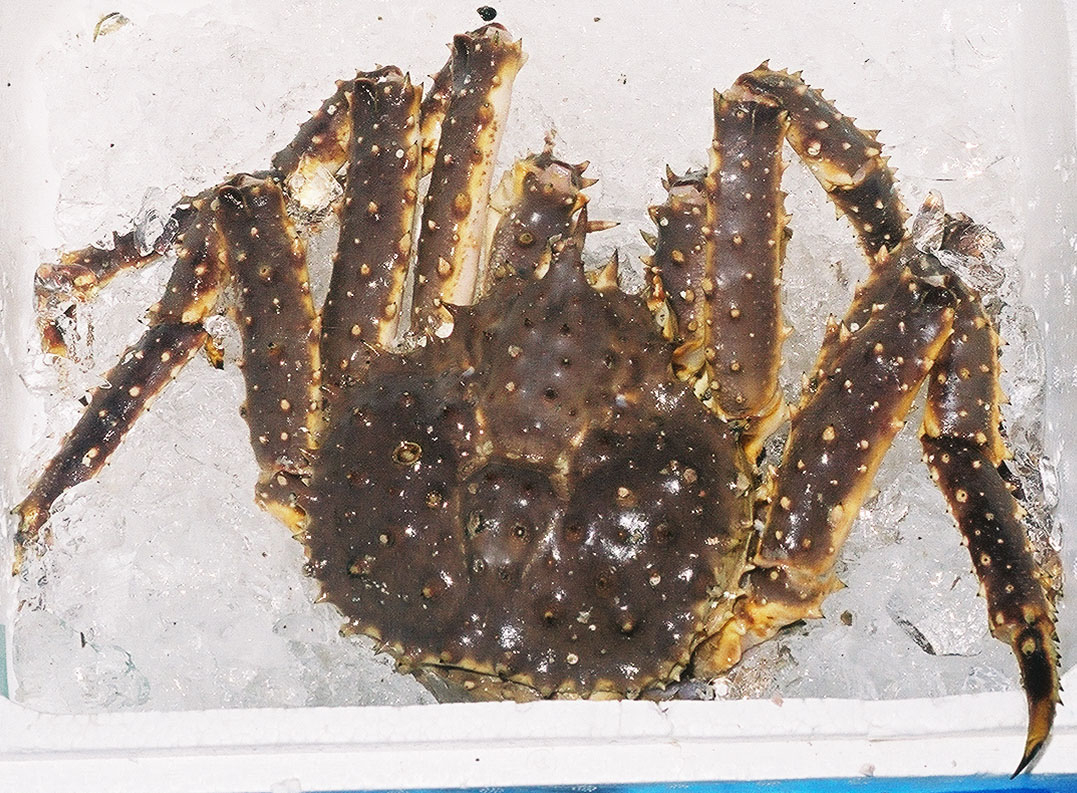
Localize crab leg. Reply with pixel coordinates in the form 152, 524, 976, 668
14, 325, 208, 567
732, 65, 911, 396
270, 78, 360, 213
17, 172, 323, 568
704, 268, 956, 671
14, 207, 225, 569
703, 90, 790, 452
320, 69, 422, 388
803, 260, 906, 396
920, 275, 1058, 773
33, 201, 202, 357
924, 433, 1058, 772
216, 175, 321, 529
36, 75, 368, 358
645, 89, 790, 456
644, 170, 708, 361
735, 65, 908, 259
411, 24, 524, 335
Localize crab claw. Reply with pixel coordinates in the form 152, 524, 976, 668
1012, 620, 1060, 776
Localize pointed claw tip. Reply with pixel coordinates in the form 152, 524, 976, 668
1013, 735, 1046, 778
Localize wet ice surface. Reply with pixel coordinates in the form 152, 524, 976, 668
9, 1, 1072, 712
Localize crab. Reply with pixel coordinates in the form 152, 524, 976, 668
15, 23, 1059, 773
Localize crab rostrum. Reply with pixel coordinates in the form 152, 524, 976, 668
17, 24, 1059, 772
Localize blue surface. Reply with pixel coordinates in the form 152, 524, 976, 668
329, 778, 1077, 793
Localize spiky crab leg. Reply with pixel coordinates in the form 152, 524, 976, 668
703, 67, 1059, 772
33, 200, 202, 357
411, 24, 525, 335
645, 87, 790, 458
270, 78, 357, 213
18, 24, 601, 572
19, 54, 438, 554
917, 210, 1059, 773
15, 202, 225, 568
217, 176, 322, 524
17, 172, 324, 561
319, 68, 422, 389
735, 64, 908, 259
703, 264, 955, 664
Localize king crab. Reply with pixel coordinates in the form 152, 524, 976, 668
16, 23, 1059, 773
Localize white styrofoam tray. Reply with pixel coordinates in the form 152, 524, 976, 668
1, 1, 1076, 791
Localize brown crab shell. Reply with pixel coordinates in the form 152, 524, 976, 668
302, 242, 754, 697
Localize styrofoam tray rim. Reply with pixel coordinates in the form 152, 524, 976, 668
1, 667, 1074, 777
